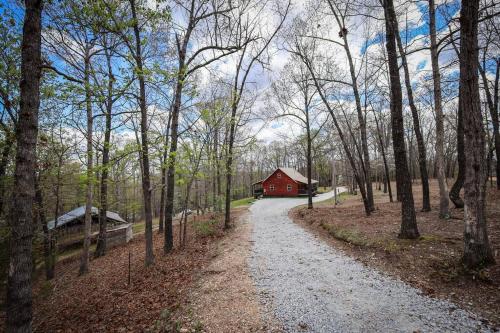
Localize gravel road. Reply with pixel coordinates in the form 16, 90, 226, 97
248, 190, 492, 333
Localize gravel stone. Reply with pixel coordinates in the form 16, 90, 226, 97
248, 189, 492, 333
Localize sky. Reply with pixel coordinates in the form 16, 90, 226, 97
0, 0, 491, 147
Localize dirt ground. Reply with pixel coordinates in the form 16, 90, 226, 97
291, 180, 500, 329
0, 209, 251, 332
179, 212, 282, 333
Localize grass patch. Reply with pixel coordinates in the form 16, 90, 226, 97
132, 217, 159, 234
317, 186, 332, 194
320, 223, 370, 247
314, 191, 352, 206
193, 219, 219, 236
419, 234, 444, 243
230, 197, 255, 208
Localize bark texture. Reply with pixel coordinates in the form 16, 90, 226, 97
95, 49, 114, 258
6, 0, 43, 331
383, 0, 419, 239
79, 53, 93, 275
429, 0, 450, 218
394, 22, 430, 211
459, 0, 495, 269
449, 93, 465, 208
130, 0, 154, 265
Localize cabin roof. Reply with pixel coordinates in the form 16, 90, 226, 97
47, 206, 127, 230
263, 167, 318, 184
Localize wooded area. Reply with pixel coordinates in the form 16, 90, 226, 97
0, 0, 498, 331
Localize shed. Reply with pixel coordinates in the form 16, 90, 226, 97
47, 206, 127, 230
48, 206, 133, 250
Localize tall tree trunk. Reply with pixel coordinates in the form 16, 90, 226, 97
394, 23, 431, 211
159, 111, 172, 234
373, 110, 393, 202
5, 0, 42, 330
383, 0, 419, 239
165, 52, 187, 253
306, 120, 313, 209
95, 49, 114, 258
158, 111, 172, 234
429, 0, 450, 218
130, 0, 154, 265
79, 52, 93, 275
459, 0, 495, 269
479, 63, 500, 189
0, 133, 14, 217
449, 92, 465, 208
304, 59, 371, 215
35, 172, 54, 280
327, 0, 374, 212
224, 91, 238, 229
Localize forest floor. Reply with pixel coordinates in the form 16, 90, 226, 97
290, 180, 500, 328
1, 207, 254, 332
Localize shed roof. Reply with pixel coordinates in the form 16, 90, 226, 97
264, 167, 318, 184
47, 206, 127, 230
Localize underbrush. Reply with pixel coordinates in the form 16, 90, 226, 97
193, 218, 219, 237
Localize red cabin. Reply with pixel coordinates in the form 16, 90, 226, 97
252, 168, 319, 198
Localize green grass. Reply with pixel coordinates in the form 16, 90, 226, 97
320, 223, 370, 247
314, 191, 352, 206
132, 217, 159, 234
230, 197, 255, 208
317, 186, 332, 194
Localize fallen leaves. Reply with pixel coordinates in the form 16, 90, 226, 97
27, 214, 230, 332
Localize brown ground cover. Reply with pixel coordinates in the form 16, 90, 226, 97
180, 212, 282, 333
1, 209, 246, 332
291, 180, 500, 328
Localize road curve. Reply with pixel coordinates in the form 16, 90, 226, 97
248, 190, 491, 333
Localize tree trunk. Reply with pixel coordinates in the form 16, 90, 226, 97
35, 172, 54, 280
95, 49, 114, 258
79, 52, 93, 275
327, 0, 374, 212
159, 111, 172, 234
224, 92, 238, 229
165, 55, 186, 253
130, 0, 154, 265
306, 121, 313, 209
5, 0, 42, 330
429, 0, 450, 218
479, 63, 500, 190
384, 0, 419, 239
0, 133, 14, 217
449, 92, 465, 208
394, 22, 431, 211
459, 0, 495, 269
305, 60, 371, 215
373, 109, 393, 203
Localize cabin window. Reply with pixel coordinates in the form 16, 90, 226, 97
277, 173, 281, 178
270, 184, 275, 191
287, 184, 292, 191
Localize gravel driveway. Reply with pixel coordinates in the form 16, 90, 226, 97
248, 190, 492, 333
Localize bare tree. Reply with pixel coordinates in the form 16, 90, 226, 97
393, 12, 431, 211
224, 0, 290, 228
325, 0, 375, 212
382, 0, 419, 238
269, 57, 324, 209
164, 0, 242, 251
429, 0, 450, 218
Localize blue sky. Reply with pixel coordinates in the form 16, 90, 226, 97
361, 0, 460, 55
